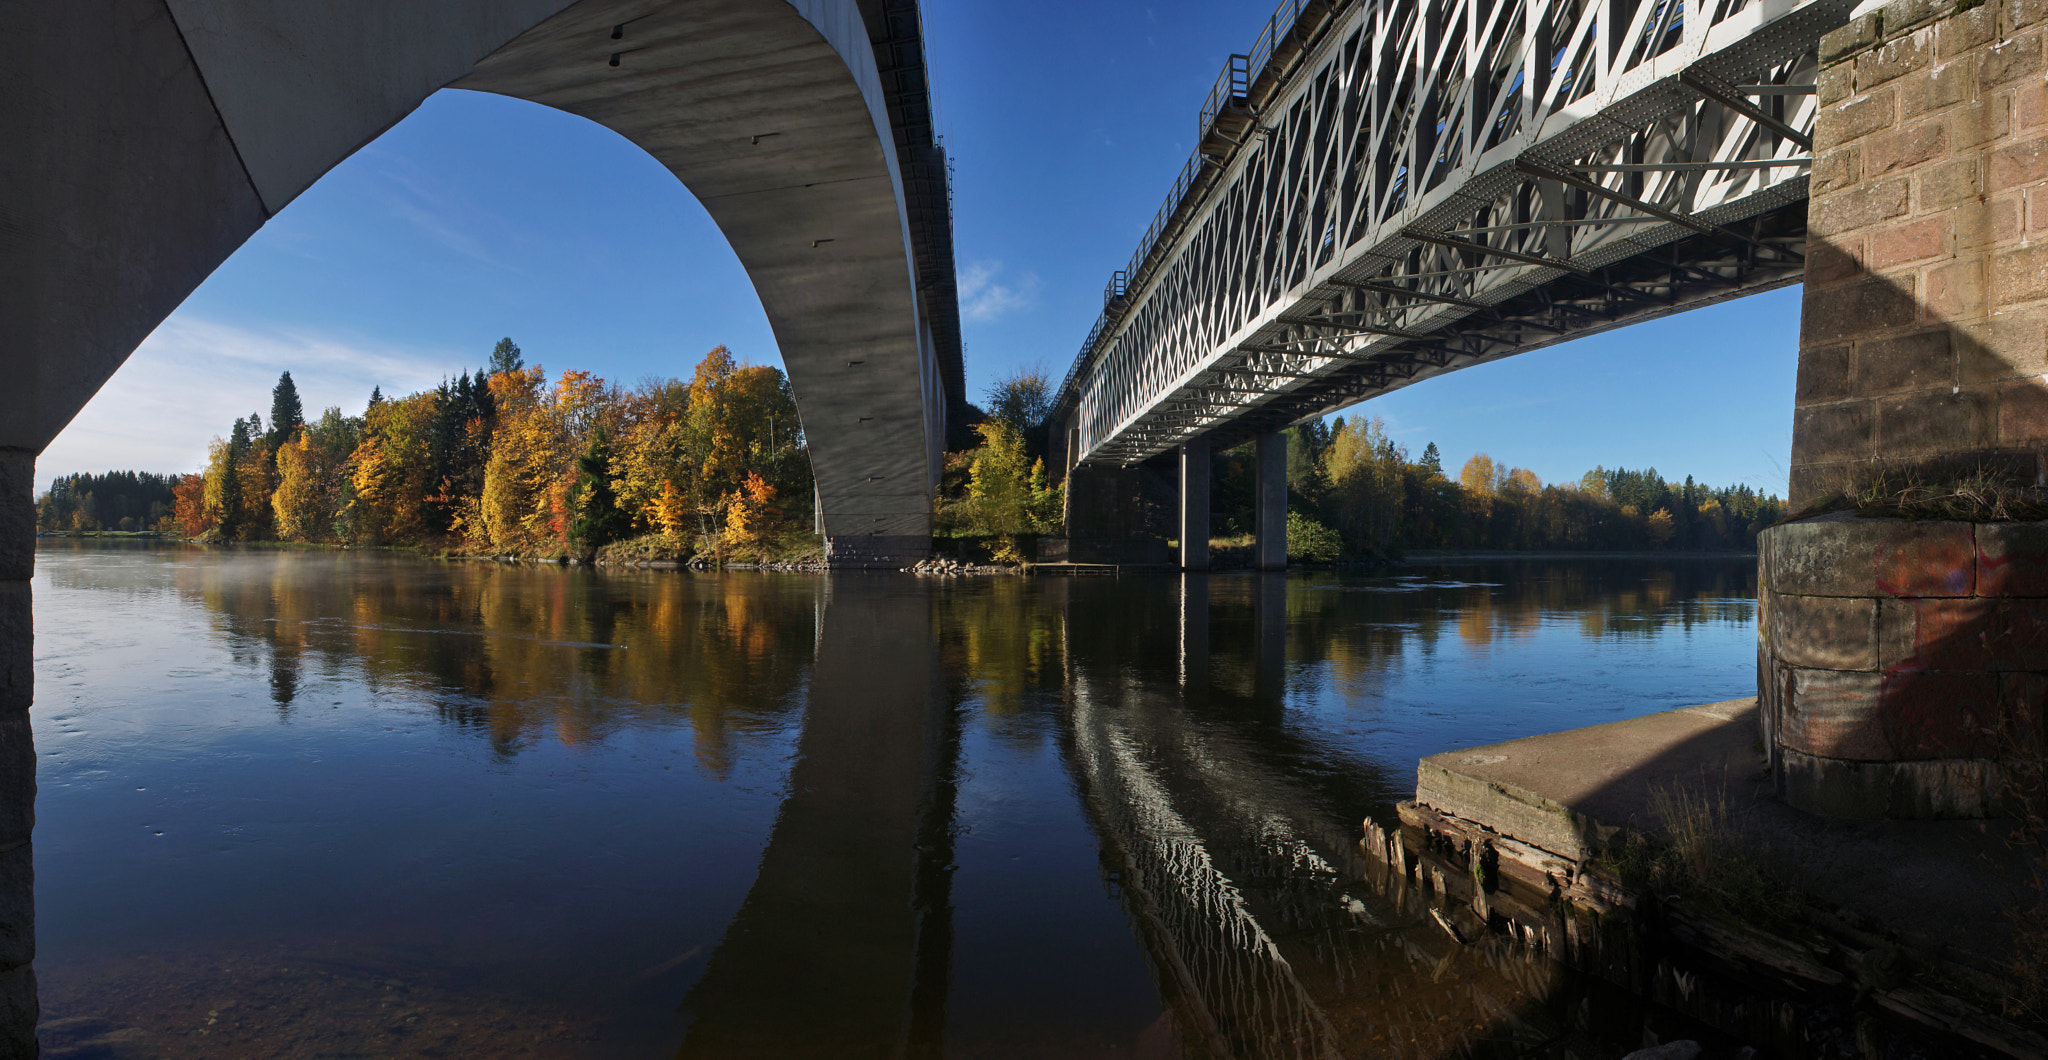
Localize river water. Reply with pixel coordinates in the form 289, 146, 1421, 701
30, 543, 1759, 1058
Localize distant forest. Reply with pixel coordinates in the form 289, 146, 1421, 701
36, 471, 180, 532
1248, 417, 1785, 559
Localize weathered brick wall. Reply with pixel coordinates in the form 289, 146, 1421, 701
1759, 514, 2048, 816
1794, 0, 2048, 506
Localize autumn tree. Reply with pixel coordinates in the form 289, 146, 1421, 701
1323, 417, 1406, 557
722, 472, 781, 558
271, 408, 358, 542
173, 474, 212, 537
351, 392, 437, 544
479, 365, 556, 552
1459, 453, 1500, 497
966, 420, 1033, 538
201, 415, 276, 540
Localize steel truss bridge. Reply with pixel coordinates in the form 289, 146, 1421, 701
1052, 0, 1854, 466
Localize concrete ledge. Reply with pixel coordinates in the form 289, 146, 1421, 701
1415, 698, 1761, 863
1409, 697, 2029, 965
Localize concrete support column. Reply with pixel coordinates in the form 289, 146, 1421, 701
0, 450, 35, 1052
1179, 440, 1210, 571
822, 535, 930, 569
1254, 432, 1287, 572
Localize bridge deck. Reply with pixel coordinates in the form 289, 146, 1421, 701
1055, 0, 1854, 467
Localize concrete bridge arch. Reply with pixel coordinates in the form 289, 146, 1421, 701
4, 0, 961, 566
0, 1, 962, 1050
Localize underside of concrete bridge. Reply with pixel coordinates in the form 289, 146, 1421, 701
4, 0, 962, 568
1, 0, 964, 1049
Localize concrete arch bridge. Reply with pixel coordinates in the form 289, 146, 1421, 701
1051, 0, 1855, 569
0, 0, 964, 1049
5, 0, 965, 569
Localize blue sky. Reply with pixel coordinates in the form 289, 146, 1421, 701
38, 0, 1799, 496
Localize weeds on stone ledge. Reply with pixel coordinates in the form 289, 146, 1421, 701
1599, 784, 1788, 925
1799, 464, 2048, 522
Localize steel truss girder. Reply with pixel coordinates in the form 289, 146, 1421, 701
1057, 0, 1850, 466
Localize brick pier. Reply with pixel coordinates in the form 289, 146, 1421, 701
1774, 0, 2048, 816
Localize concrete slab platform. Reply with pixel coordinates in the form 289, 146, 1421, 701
1413, 697, 2030, 968
1418, 698, 1760, 864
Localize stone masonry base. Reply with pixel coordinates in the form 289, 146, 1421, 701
1759, 512, 2048, 817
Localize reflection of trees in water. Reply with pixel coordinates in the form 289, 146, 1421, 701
936, 577, 1066, 726
158, 553, 814, 774
1273, 562, 1757, 699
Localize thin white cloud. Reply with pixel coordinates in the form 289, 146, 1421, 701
34, 316, 458, 490
958, 260, 1040, 323
367, 150, 527, 274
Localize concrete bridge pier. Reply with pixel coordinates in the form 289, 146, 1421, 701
0, 453, 32, 1055
1057, 458, 1174, 566
1179, 440, 1211, 571
1255, 432, 1287, 572
1768, 0, 2048, 817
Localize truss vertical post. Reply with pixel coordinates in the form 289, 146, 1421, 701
1180, 439, 1212, 571
1255, 432, 1288, 571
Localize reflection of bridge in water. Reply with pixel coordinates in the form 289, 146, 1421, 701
665, 572, 1692, 1056
1050, 576, 1652, 1059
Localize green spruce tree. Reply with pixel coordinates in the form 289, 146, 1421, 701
267, 371, 305, 454
489, 337, 523, 376
569, 430, 628, 551
1419, 442, 1444, 477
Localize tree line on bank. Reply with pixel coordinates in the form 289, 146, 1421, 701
35, 471, 181, 532
96, 340, 817, 560
1250, 416, 1785, 559
941, 366, 1780, 560
38, 349, 1778, 560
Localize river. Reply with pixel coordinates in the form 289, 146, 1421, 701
29, 543, 1759, 1058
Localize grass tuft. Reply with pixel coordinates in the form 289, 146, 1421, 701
1799, 463, 2048, 523
1599, 784, 1787, 924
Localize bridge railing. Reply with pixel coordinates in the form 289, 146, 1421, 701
1197, 54, 1250, 141
1054, 0, 1328, 429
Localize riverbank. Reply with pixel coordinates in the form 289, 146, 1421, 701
1383, 699, 2046, 1056
1399, 549, 1758, 561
